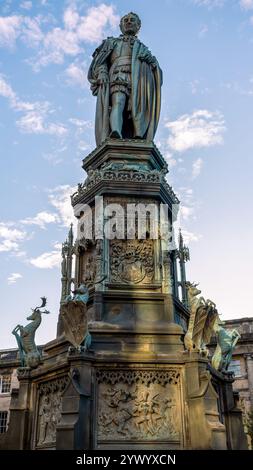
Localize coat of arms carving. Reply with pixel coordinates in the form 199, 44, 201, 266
110, 239, 154, 284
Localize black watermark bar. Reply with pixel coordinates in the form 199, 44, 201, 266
0, 450, 252, 466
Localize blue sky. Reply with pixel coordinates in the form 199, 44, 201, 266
0, 0, 253, 349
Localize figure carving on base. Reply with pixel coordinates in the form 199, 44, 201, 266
12, 297, 50, 368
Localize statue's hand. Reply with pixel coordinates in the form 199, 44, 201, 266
139, 51, 156, 67
97, 65, 108, 85
98, 74, 108, 85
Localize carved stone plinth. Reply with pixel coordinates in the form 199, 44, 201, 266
59, 139, 188, 342
1, 141, 246, 451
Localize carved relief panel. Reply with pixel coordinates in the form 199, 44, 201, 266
77, 238, 104, 286
104, 196, 161, 286
96, 369, 183, 445
110, 239, 154, 285
35, 376, 68, 448
80, 244, 97, 284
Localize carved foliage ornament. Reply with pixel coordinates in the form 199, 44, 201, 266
96, 369, 180, 385
71, 167, 179, 205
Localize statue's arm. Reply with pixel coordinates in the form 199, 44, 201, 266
88, 38, 113, 94
138, 45, 159, 69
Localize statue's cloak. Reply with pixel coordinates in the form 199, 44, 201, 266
88, 37, 163, 145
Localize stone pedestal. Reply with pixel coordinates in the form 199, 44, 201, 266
0, 139, 246, 450
55, 347, 227, 450
58, 139, 188, 336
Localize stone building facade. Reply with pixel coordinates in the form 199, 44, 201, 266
225, 318, 253, 408
0, 349, 19, 434
224, 317, 253, 447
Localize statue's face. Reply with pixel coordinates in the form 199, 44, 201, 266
121, 14, 139, 36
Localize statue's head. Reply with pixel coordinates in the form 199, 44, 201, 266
185, 282, 201, 296
26, 297, 49, 320
77, 283, 89, 294
120, 12, 141, 36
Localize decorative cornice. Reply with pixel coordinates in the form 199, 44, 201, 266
71, 170, 179, 206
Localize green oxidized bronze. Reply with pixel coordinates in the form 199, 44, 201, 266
184, 282, 240, 373
88, 12, 163, 145
212, 319, 241, 372
61, 284, 91, 351
12, 297, 50, 368
184, 282, 218, 354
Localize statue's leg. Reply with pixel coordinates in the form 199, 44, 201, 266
110, 92, 126, 138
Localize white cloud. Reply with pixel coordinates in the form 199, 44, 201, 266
0, 4, 119, 70
180, 205, 195, 221
0, 73, 16, 101
30, 244, 61, 269
78, 140, 90, 152
181, 229, 202, 244
32, 3, 119, 70
20, 1, 33, 10
65, 61, 87, 87
189, 80, 211, 95
0, 15, 22, 47
0, 223, 27, 253
165, 110, 226, 153
21, 211, 59, 229
198, 24, 208, 38
240, 0, 253, 10
178, 187, 194, 203
192, 157, 203, 178
17, 108, 46, 133
39, 27, 81, 66
0, 74, 68, 136
42, 144, 67, 165
48, 185, 76, 227
192, 0, 225, 7
165, 152, 177, 169
16, 106, 68, 136
21, 17, 44, 47
69, 118, 91, 127
190, 80, 200, 94
0, 14, 43, 49
7, 273, 22, 284
63, 6, 79, 30
76, 4, 119, 43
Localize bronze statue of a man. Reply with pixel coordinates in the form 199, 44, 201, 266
88, 12, 163, 145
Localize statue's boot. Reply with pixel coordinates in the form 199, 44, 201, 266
110, 130, 122, 139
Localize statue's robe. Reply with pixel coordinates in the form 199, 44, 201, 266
88, 36, 163, 146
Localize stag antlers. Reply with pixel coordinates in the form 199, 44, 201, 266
32, 297, 50, 314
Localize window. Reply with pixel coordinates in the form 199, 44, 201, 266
0, 375, 11, 394
0, 411, 8, 433
228, 360, 241, 377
